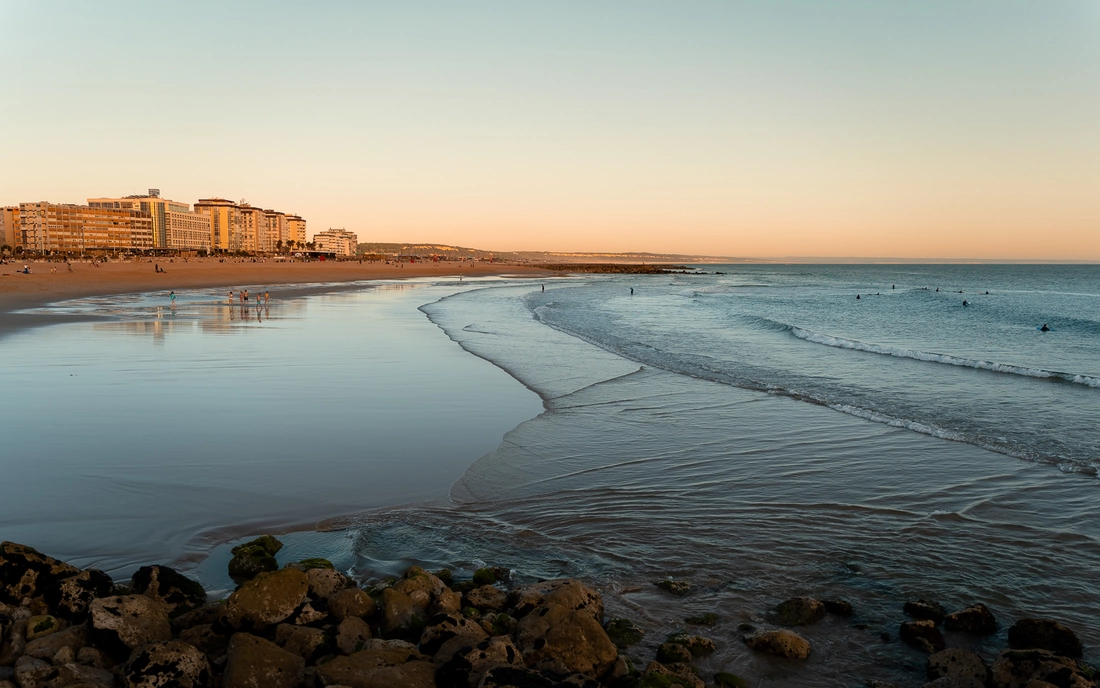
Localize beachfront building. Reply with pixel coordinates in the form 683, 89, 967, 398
18, 202, 154, 253
1, 207, 20, 250
312, 228, 358, 257
287, 214, 307, 246
238, 204, 266, 253
194, 198, 242, 252
88, 190, 211, 251
264, 210, 288, 249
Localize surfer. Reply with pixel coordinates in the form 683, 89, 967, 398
1040, 323, 1050, 332
630, 287, 634, 295
963, 300, 969, 306
856, 294, 860, 300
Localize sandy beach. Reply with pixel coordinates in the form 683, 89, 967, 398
0, 258, 550, 338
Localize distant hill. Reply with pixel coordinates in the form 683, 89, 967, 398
356, 242, 743, 264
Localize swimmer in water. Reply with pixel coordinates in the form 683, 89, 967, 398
1040, 323, 1050, 332
963, 300, 969, 306
856, 294, 860, 300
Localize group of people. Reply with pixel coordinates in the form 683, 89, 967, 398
227, 289, 271, 305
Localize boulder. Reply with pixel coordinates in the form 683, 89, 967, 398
419, 613, 488, 657
394, 567, 448, 600
120, 639, 212, 688
900, 620, 946, 654
13, 655, 56, 688
431, 589, 463, 617
296, 558, 334, 570
743, 629, 811, 659
0, 542, 79, 604
329, 587, 376, 622
306, 567, 351, 601
905, 599, 947, 624
944, 604, 997, 635
227, 536, 283, 582
129, 566, 207, 616
604, 618, 644, 649
24, 615, 60, 641
90, 595, 171, 659
288, 600, 327, 625
466, 585, 508, 613
223, 632, 304, 688
639, 660, 705, 688
220, 568, 308, 631
823, 599, 854, 617
510, 580, 605, 623
477, 665, 557, 687
922, 678, 986, 688
177, 623, 230, 658
336, 616, 373, 655
515, 602, 619, 678
773, 597, 826, 626
436, 635, 525, 687
655, 642, 692, 664
379, 587, 428, 639
927, 647, 990, 684
274, 623, 330, 662
1007, 619, 1083, 657
24, 623, 88, 660
990, 649, 1093, 688
652, 580, 692, 597
170, 603, 224, 634
43, 569, 113, 620
53, 662, 115, 687
315, 639, 434, 688
77, 646, 114, 670
665, 632, 716, 657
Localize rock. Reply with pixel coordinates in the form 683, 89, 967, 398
652, 579, 692, 597
639, 660, 705, 688
604, 618, 644, 648
928, 647, 990, 684
306, 567, 351, 601
923, 678, 987, 688
477, 665, 556, 688
900, 620, 946, 654
227, 536, 283, 582
944, 604, 997, 635
665, 632, 716, 657
53, 662, 115, 687
13, 655, 56, 688
0, 618, 27, 665
336, 616, 373, 655
43, 569, 113, 621
329, 587, 376, 622
297, 558, 334, 570
472, 568, 497, 586
220, 568, 308, 631
274, 623, 330, 662
773, 597, 826, 626
715, 671, 748, 688
823, 599, 854, 617
129, 566, 207, 616
743, 629, 811, 659
177, 623, 230, 658
510, 580, 605, 623
466, 585, 507, 612
77, 646, 114, 670
24, 623, 88, 660
52, 644, 75, 664
1007, 619, 1083, 657
419, 613, 488, 657
431, 589, 463, 616
379, 587, 430, 639
0, 542, 79, 604
394, 567, 449, 599
990, 648, 1093, 688
485, 612, 517, 637
315, 639, 434, 688
655, 642, 692, 664
223, 632, 304, 688
120, 639, 212, 688
170, 603, 224, 634
436, 635, 525, 687
605, 655, 637, 686
515, 602, 619, 678
24, 615, 60, 640
905, 600, 948, 624
557, 674, 603, 688
90, 595, 171, 659
684, 612, 717, 626
288, 600, 327, 625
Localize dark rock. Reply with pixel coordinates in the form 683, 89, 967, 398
129, 566, 206, 617
665, 632, 716, 657
990, 648, 1094, 688
472, 568, 497, 586
77, 645, 114, 669
1008, 618, 1083, 657
639, 660, 704, 688
13, 655, 57, 688
944, 604, 997, 635
328, 587, 376, 622
655, 642, 692, 664
220, 568, 308, 631
336, 616, 372, 655
510, 580, 605, 623
223, 632, 304, 688
274, 623, 330, 663
90, 595, 172, 659
823, 599, 854, 617
684, 612, 717, 626
315, 639, 434, 688
715, 671, 748, 688
120, 639, 212, 688
900, 620, 945, 654
923, 678, 986, 688
436, 635, 525, 687
43, 569, 113, 621
905, 599, 947, 624
652, 579, 692, 597
227, 535, 283, 582
379, 586, 428, 640
743, 629, 811, 659
604, 618, 644, 649
466, 584, 507, 613
419, 613, 488, 657
24, 623, 88, 660
432, 589, 463, 617
53, 662, 115, 687
487, 612, 517, 637
177, 623, 230, 658
0, 542, 79, 604
478, 665, 556, 688
927, 647, 990, 684
773, 597, 826, 626
515, 600, 619, 678
287, 599, 327, 625
434, 569, 454, 587
305, 567, 351, 602
171, 602, 224, 634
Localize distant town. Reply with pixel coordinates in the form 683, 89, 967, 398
0, 190, 358, 258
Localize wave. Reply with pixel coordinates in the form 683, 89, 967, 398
789, 327, 1100, 389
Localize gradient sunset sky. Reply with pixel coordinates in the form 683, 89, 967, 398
2, 1, 1098, 260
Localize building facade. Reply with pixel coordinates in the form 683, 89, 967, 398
194, 198, 242, 252
18, 202, 154, 253
312, 228, 358, 257
1, 207, 20, 249
88, 190, 211, 251
287, 214, 307, 246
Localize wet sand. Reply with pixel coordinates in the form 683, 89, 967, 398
0, 258, 549, 338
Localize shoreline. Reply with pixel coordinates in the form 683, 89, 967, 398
0, 258, 552, 340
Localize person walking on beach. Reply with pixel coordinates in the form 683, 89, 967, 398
264, 291, 270, 304
169, 291, 176, 303
228, 291, 234, 303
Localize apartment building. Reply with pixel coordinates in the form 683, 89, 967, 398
312, 228, 358, 257
287, 214, 307, 245
194, 198, 242, 252
18, 202, 153, 253
1, 207, 20, 249
88, 190, 211, 251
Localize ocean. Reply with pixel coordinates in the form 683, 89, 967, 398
2, 264, 1098, 686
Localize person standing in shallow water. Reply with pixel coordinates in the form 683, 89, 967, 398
630, 287, 634, 295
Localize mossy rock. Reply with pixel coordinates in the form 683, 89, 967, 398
653, 579, 692, 596
489, 612, 515, 636
685, 612, 717, 626
463, 606, 482, 620
434, 568, 454, 586
228, 546, 278, 582
297, 558, 334, 571
605, 617, 645, 648
26, 614, 59, 640
638, 673, 682, 688
715, 671, 748, 687
472, 568, 496, 586
656, 642, 692, 664
666, 632, 716, 657
452, 580, 477, 594
231, 535, 282, 557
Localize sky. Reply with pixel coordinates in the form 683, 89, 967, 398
1, 1, 1098, 260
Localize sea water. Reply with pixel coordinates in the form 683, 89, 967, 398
3, 265, 1098, 686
